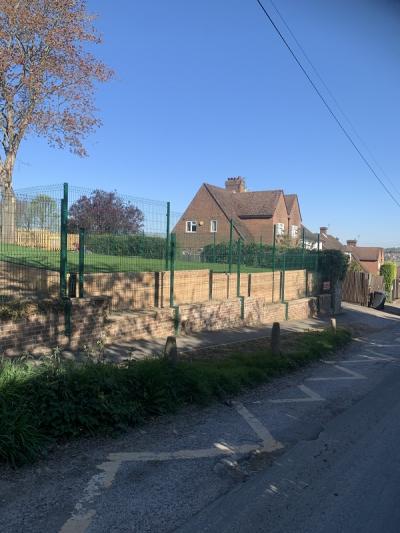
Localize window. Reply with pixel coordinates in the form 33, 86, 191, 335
291, 225, 298, 238
210, 220, 218, 233
275, 223, 285, 236
185, 220, 197, 233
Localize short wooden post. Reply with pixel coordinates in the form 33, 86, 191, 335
164, 336, 178, 363
271, 322, 281, 356
330, 317, 337, 333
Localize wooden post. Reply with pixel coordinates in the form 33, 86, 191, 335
164, 336, 178, 363
271, 322, 281, 356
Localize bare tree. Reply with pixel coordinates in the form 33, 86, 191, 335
0, 0, 113, 199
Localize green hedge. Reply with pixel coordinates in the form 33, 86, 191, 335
200, 241, 319, 270
86, 234, 166, 259
318, 249, 349, 284
380, 262, 397, 297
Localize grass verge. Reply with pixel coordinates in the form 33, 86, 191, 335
0, 328, 351, 467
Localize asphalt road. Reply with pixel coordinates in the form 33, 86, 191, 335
1, 303, 400, 533
179, 358, 400, 533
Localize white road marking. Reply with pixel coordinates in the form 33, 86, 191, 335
340, 354, 395, 364
60, 403, 280, 533
110, 443, 261, 463
60, 460, 121, 533
270, 384, 325, 404
233, 401, 283, 450
307, 364, 366, 381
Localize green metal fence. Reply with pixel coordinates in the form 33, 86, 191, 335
0, 183, 322, 313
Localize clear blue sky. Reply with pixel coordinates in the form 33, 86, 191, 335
13, 0, 400, 247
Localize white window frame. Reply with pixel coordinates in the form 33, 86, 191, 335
275, 223, 285, 236
210, 219, 218, 233
291, 225, 298, 238
185, 220, 197, 233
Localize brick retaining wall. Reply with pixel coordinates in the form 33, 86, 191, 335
0, 297, 109, 356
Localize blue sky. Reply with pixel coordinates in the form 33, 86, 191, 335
13, 0, 400, 246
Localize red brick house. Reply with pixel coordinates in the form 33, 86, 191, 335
310, 227, 385, 275
174, 177, 302, 247
344, 240, 385, 276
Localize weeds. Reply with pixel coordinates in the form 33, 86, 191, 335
0, 328, 351, 467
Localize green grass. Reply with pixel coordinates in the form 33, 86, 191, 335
0, 328, 351, 467
0, 243, 268, 273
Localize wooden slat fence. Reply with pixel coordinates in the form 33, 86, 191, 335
342, 271, 369, 306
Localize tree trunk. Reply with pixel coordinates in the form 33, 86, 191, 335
0, 153, 17, 244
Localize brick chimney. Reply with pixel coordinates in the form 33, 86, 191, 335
347, 239, 357, 247
320, 227, 328, 235
225, 177, 246, 193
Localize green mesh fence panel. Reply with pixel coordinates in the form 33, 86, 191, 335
0, 183, 323, 309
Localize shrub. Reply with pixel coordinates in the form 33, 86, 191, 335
318, 249, 349, 284
201, 241, 317, 270
380, 262, 397, 298
86, 234, 166, 259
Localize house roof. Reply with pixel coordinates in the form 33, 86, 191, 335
321, 233, 344, 251
284, 194, 298, 214
204, 184, 254, 240
344, 246, 383, 262
233, 190, 283, 218
205, 184, 283, 217
301, 225, 318, 242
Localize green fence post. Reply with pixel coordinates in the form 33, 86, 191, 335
281, 251, 286, 302
228, 218, 234, 274
213, 232, 216, 264
78, 228, 85, 298
169, 233, 176, 307
165, 201, 171, 271
302, 227, 306, 269
236, 239, 242, 297
59, 182, 68, 299
316, 234, 321, 272
272, 224, 277, 302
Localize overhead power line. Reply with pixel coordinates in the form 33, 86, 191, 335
255, 0, 400, 209
267, 0, 400, 201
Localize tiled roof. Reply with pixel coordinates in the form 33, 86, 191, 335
344, 246, 383, 262
284, 194, 297, 214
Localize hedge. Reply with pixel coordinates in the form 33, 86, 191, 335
201, 241, 319, 270
380, 262, 397, 298
86, 234, 166, 259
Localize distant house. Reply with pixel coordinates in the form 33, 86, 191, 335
301, 226, 342, 251
344, 240, 385, 276
304, 226, 385, 276
174, 177, 302, 247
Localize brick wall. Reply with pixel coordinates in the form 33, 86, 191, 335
83, 268, 309, 311
284, 270, 307, 301
83, 272, 159, 310
104, 296, 319, 345
287, 297, 318, 320
0, 297, 109, 356
0, 260, 59, 299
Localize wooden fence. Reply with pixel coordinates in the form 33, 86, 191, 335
16, 230, 79, 251
393, 279, 400, 301
342, 271, 384, 306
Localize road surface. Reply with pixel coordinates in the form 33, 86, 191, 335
1, 303, 400, 533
